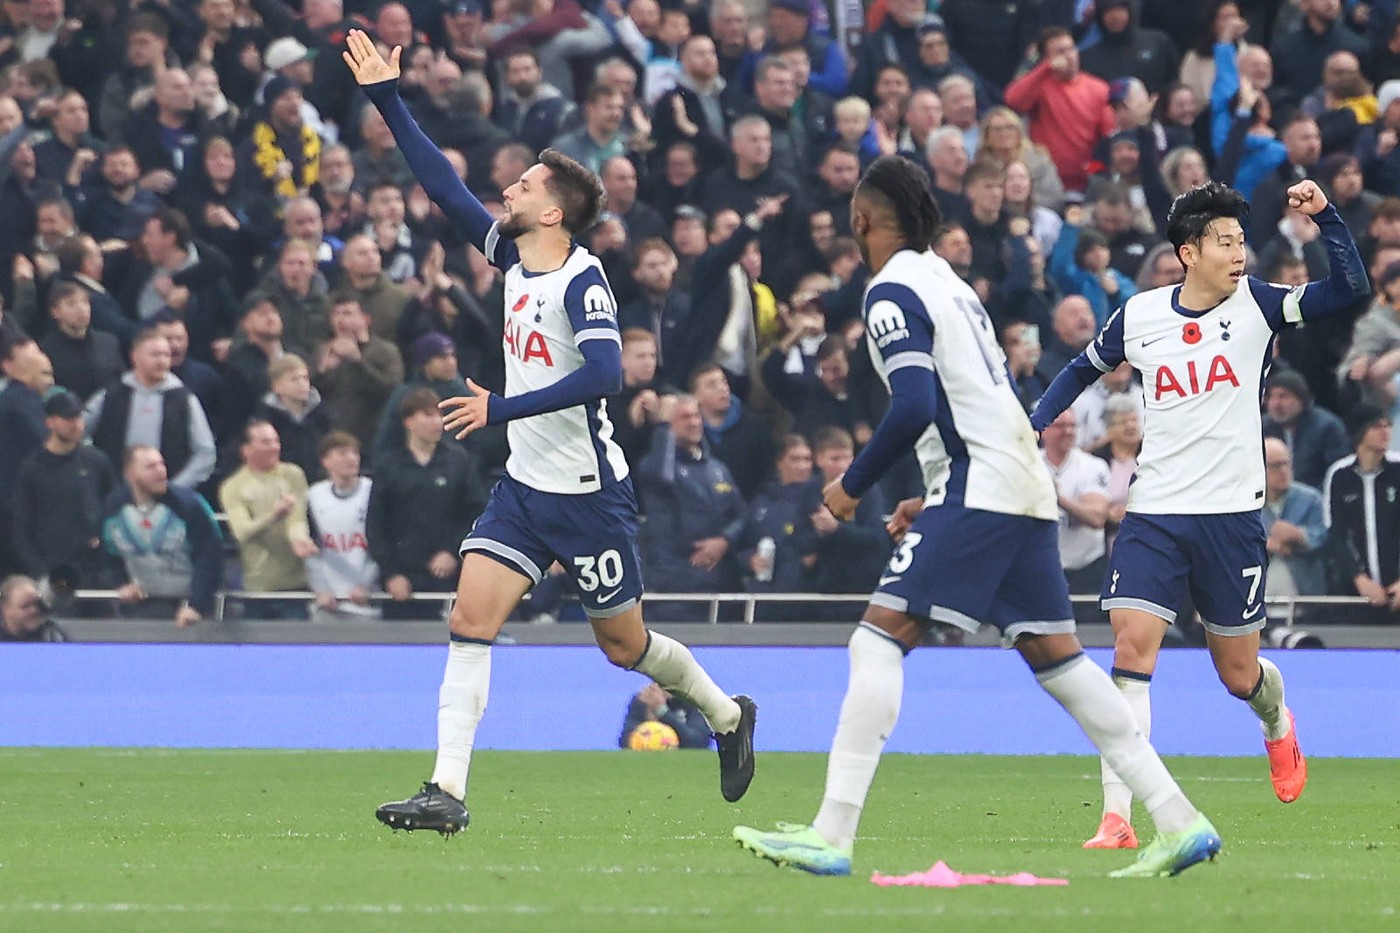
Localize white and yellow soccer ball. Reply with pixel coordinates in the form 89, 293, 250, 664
627, 721, 680, 751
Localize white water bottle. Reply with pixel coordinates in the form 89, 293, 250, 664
755, 537, 776, 583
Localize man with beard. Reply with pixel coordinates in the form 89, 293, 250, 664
347, 29, 756, 835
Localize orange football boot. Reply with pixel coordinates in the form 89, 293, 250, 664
1083, 812, 1139, 849
1265, 710, 1308, 802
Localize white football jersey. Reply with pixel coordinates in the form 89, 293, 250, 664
485, 225, 629, 494
306, 478, 378, 596
864, 249, 1058, 520
1085, 276, 1294, 514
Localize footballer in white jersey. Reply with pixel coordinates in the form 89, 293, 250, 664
483, 226, 630, 495
350, 31, 755, 839
1031, 180, 1363, 848
737, 155, 1218, 881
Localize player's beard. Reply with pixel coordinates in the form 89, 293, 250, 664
498, 213, 531, 240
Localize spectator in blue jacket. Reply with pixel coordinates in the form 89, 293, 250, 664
1049, 210, 1137, 325
1262, 436, 1329, 607
737, 0, 848, 100
1209, 42, 1285, 201
637, 394, 746, 619
794, 426, 888, 610
735, 434, 815, 617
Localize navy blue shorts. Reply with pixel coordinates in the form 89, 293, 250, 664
1101, 511, 1267, 636
460, 474, 645, 619
868, 504, 1075, 647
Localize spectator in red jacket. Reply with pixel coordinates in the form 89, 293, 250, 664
1004, 27, 1115, 195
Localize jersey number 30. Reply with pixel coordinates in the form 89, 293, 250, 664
574, 550, 624, 592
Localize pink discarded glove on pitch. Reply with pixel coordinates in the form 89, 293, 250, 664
870, 860, 1069, 888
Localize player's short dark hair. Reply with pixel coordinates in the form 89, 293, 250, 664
318, 430, 360, 459
400, 386, 441, 421
538, 148, 607, 234
854, 155, 941, 252
1165, 181, 1249, 263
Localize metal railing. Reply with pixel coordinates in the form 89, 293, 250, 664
68, 589, 1383, 626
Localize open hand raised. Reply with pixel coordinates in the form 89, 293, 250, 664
342, 28, 400, 85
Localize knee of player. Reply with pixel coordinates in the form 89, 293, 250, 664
1109, 617, 1164, 669
599, 638, 642, 668
448, 602, 491, 640
1216, 657, 1261, 699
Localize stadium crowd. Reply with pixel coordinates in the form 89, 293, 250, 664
3, 0, 1400, 628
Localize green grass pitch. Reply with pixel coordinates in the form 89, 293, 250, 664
1, 749, 1397, 932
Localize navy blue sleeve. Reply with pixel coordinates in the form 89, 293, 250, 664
1029, 309, 1123, 431
361, 79, 517, 268
841, 365, 938, 500
488, 266, 623, 424
1249, 204, 1370, 332
562, 264, 622, 348
839, 282, 939, 499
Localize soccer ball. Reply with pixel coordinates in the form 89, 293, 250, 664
628, 721, 680, 751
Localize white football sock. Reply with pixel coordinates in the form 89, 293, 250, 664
812, 623, 905, 852
1037, 654, 1197, 834
429, 641, 491, 802
1247, 657, 1289, 741
1100, 671, 1152, 821
633, 631, 740, 733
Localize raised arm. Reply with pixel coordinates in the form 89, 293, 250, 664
344, 30, 497, 257
1250, 182, 1370, 332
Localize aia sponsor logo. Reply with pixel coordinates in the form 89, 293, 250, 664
504, 317, 554, 365
1153, 355, 1239, 399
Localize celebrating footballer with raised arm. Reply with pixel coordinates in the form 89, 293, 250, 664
344, 29, 755, 837
1030, 180, 1370, 850
733, 156, 1219, 879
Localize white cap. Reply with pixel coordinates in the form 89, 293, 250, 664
264, 37, 314, 73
